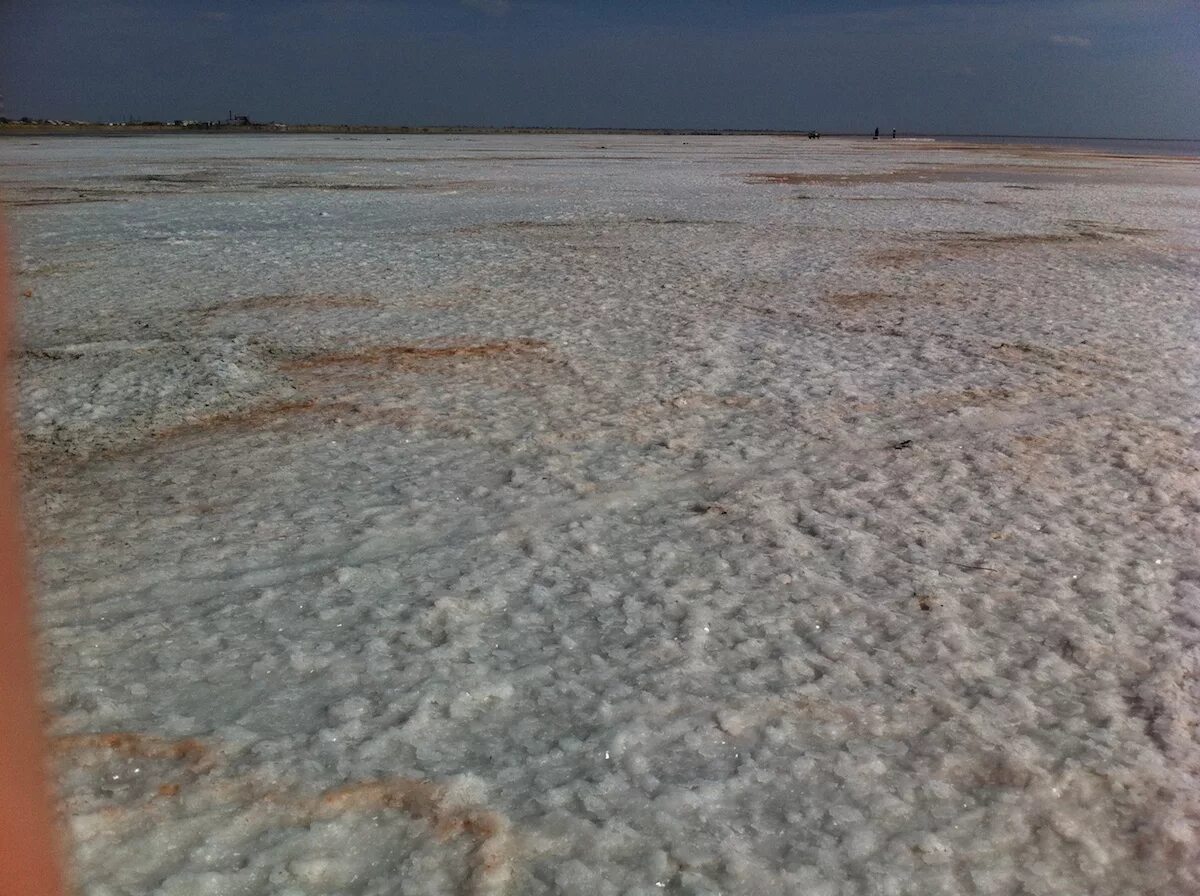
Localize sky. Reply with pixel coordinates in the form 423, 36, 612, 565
1, 0, 1198, 138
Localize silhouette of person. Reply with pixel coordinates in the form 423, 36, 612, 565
892, 128, 897, 139
874, 127, 879, 140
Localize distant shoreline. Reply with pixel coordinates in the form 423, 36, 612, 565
12, 123, 871, 138
2, 123, 1198, 158
1, 122, 1197, 141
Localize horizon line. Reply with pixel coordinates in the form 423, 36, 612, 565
3, 119, 1198, 143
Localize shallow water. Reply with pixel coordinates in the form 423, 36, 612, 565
930, 134, 1200, 158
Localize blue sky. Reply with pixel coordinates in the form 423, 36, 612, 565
2, 1, 1198, 137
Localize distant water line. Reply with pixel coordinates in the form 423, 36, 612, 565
926, 134, 1200, 158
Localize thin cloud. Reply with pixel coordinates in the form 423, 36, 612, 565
461, 0, 512, 16
1050, 33, 1092, 48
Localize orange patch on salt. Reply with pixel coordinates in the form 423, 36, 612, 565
52, 732, 215, 770
281, 338, 551, 370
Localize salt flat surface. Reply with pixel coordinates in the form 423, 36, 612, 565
5, 134, 1200, 895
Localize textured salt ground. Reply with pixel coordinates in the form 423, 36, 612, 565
5, 135, 1200, 895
